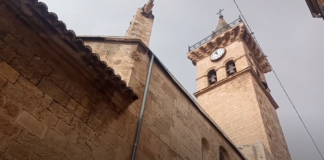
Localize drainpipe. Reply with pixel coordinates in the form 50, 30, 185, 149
131, 53, 155, 160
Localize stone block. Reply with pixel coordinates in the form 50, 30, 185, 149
45, 129, 87, 159
0, 46, 16, 64
62, 81, 86, 103
3, 141, 30, 160
0, 100, 22, 121
15, 77, 45, 103
16, 111, 48, 139
74, 104, 90, 123
0, 114, 22, 153
87, 114, 119, 147
30, 57, 52, 76
48, 103, 73, 125
11, 55, 42, 84
3, 34, 34, 61
0, 75, 7, 87
0, 62, 19, 83
49, 70, 66, 88
38, 78, 70, 106
17, 130, 66, 160
1, 83, 37, 113
55, 120, 78, 143
66, 99, 78, 113
71, 117, 93, 137
32, 106, 58, 128
75, 133, 97, 155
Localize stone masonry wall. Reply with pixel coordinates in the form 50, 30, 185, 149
252, 76, 291, 160
0, 4, 246, 160
196, 71, 271, 152
84, 39, 246, 160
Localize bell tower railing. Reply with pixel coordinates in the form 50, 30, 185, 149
188, 17, 242, 52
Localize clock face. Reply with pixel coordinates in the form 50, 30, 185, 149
210, 48, 226, 61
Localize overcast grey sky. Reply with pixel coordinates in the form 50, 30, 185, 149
40, 0, 324, 159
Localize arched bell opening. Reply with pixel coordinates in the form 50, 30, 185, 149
207, 70, 217, 85
226, 60, 236, 76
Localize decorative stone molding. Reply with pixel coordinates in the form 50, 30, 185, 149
187, 23, 272, 73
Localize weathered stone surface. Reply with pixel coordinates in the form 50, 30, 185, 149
0, 46, 16, 63
55, 120, 78, 143
0, 100, 22, 121
71, 117, 93, 137
0, 114, 22, 153
49, 70, 66, 88
33, 106, 58, 128
48, 103, 73, 125
16, 111, 48, 139
3, 34, 34, 61
45, 129, 87, 159
11, 55, 42, 84
66, 99, 77, 113
0, 75, 7, 87
74, 104, 90, 123
1, 83, 37, 113
38, 78, 70, 106
4, 141, 30, 160
15, 77, 45, 103
0, 62, 19, 83
17, 130, 67, 160
30, 57, 52, 76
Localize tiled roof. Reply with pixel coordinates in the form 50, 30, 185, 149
9, 0, 139, 102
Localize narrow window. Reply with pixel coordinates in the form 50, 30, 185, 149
226, 60, 236, 76
219, 146, 230, 160
207, 70, 217, 85
220, 153, 225, 160
202, 138, 210, 160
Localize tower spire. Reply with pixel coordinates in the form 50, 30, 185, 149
214, 9, 232, 37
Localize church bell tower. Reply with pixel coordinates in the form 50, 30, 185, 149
187, 13, 291, 160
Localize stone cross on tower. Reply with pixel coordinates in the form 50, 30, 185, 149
217, 9, 224, 18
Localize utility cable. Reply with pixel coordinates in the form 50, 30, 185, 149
232, 0, 324, 159
272, 68, 324, 160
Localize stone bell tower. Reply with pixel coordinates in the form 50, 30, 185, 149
187, 14, 291, 160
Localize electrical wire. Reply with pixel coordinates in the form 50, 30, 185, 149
232, 0, 324, 159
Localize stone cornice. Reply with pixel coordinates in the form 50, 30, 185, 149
187, 23, 272, 74
194, 66, 279, 109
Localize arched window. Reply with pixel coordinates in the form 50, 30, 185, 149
220, 153, 225, 160
202, 138, 210, 160
219, 146, 230, 160
207, 70, 217, 85
226, 60, 236, 76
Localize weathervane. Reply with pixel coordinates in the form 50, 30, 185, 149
217, 9, 224, 19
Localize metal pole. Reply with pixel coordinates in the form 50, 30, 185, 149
130, 53, 155, 160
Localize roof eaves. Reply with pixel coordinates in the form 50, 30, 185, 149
9, 0, 139, 104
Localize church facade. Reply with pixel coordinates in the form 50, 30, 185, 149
0, 0, 291, 160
